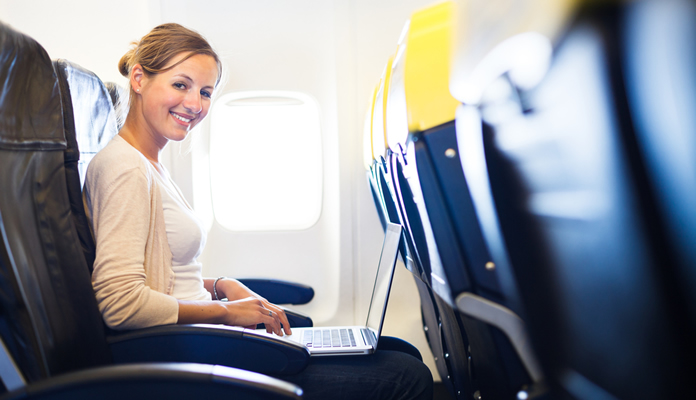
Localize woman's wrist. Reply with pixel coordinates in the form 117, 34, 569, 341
215, 277, 246, 301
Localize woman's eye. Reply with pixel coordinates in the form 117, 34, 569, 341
174, 83, 186, 90
201, 90, 212, 99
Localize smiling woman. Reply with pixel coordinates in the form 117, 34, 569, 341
80, 21, 433, 400
83, 23, 291, 332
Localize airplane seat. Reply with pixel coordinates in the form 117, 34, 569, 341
373, 50, 457, 385
452, 0, 694, 398
364, 86, 388, 232
364, 42, 456, 393
53, 59, 119, 274
372, 6, 481, 399
622, 0, 696, 334
370, 56, 414, 272
362, 79, 431, 365
103, 81, 126, 131
51, 60, 314, 322
372, 61, 443, 370
0, 20, 302, 399
402, 2, 544, 398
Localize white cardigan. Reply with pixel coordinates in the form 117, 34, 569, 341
83, 135, 179, 330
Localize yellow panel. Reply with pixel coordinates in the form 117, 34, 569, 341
385, 39, 409, 151
371, 56, 394, 161
404, 1, 460, 133
363, 84, 379, 170
381, 55, 394, 142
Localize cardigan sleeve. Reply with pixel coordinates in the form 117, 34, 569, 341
84, 142, 179, 330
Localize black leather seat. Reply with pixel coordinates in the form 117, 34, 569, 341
0, 20, 302, 399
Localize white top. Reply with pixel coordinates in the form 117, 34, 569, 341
152, 164, 211, 301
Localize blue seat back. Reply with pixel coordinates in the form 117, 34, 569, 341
462, 1, 695, 398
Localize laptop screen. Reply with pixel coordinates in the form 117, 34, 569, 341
365, 222, 403, 338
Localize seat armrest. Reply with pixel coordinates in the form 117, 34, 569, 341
107, 324, 309, 375
456, 293, 542, 382
284, 307, 312, 327
238, 279, 314, 305
2, 363, 302, 400
379, 336, 423, 362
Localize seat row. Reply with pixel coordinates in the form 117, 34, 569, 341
364, 0, 695, 399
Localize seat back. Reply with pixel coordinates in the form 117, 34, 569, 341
52, 59, 119, 273
0, 22, 112, 391
456, 1, 694, 398
622, 0, 696, 331
376, 24, 471, 399
401, 3, 543, 398
390, 4, 487, 399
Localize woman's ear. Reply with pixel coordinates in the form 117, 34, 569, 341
130, 64, 144, 94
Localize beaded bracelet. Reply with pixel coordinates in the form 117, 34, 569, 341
213, 276, 226, 301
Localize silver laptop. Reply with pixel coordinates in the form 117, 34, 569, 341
255, 222, 402, 356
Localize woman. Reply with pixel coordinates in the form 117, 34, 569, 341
84, 23, 432, 400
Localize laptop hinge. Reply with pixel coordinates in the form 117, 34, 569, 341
361, 328, 377, 348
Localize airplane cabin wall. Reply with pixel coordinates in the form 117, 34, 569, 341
0, 0, 439, 378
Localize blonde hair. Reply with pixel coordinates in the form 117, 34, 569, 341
119, 23, 223, 88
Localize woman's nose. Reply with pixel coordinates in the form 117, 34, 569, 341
183, 91, 203, 114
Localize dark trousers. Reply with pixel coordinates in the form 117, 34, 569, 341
276, 350, 433, 400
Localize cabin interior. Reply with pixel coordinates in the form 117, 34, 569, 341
1, 0, 694, 399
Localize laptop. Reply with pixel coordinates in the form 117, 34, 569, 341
254, 222, 403, 356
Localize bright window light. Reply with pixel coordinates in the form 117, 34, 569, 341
209, 91, 323, 231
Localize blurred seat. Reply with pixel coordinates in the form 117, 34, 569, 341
0, 19, 302, 400
452, 0, 695, 398
399, 2, 543, 398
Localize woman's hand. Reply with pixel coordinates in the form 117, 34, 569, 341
220, 296, 290, 336
206, 278, 292, 336
178, 295, 292, 336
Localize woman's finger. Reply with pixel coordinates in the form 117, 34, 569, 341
260, 300, 292, 335
263, 308, 282, 335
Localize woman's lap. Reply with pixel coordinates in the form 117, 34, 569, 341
276, 350, 433, 400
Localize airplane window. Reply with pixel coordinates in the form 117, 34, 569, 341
208, 91, 323, 231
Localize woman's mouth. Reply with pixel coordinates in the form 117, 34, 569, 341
171, 112, 193, 124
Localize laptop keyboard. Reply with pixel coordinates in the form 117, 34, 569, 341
302, 328, 357, 348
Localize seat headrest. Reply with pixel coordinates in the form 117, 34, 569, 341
104, 81, 126, 131
52, 59, 119, 183
0, 21, 64, 150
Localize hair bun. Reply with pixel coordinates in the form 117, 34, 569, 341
118, 45, 137, 78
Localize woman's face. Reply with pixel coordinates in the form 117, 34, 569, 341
136, 53, 218, 144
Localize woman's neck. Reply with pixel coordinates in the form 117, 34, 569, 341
119, 116, 167, 176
